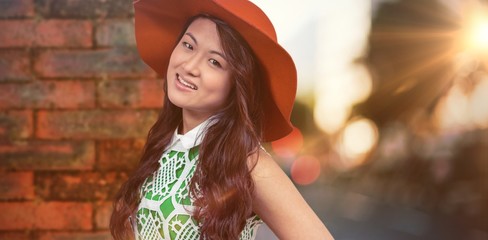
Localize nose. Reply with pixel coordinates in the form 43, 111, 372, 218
182, 53, 201, 77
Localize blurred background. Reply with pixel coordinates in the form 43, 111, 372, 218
0, 0, 487, 239
253, 0, 488, 239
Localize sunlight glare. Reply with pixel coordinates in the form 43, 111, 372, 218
468, 16, 488, 50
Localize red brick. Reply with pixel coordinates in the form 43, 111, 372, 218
0, 202, 35, 229
37, 0, 133, 18
98, 139, 144, 170
0, 81, 95, 109
0, 202, 92, 230
0, 232, 32, 240
0, 50, 32, 82
0, 141, 94, 170
0, 0, 34, 17
95, 202, 112, 230
38, 231, 112, 240
98, 79, 164, 108
36, 20, 92, 47
96, 20, 135, 46
0, 110, 33, 139
34, 48, 156, 78
0, 171, 34, 200
35, 172, 128, 201
0, 21, 35, 46
0, 20, 92, 48
35, 202, 92, 230
37, 110, 158, 139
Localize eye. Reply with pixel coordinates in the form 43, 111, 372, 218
182, 41, 193, 50
209, 59, 222, 68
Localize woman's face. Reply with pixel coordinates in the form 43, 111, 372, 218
167, 18, 232, 118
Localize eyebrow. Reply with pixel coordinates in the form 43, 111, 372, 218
185, 32, 198, 45
185, 32, 227, 61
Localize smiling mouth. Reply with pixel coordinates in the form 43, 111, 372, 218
177, 74, 198, 90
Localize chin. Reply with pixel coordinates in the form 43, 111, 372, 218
167, 94, 185, 109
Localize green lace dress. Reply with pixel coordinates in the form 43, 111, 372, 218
134, 119, 262, 240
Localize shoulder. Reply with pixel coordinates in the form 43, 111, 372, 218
249, 148, 334, 240
248, 147, 281, 179
249, 147, 296, 202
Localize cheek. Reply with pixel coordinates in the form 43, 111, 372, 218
203, 75, 233, 104
214, 75, 233, 98
167, 50, 178, 69
167, 46, 185, 70
221, 80, 233, 99
218, 81, 233, 107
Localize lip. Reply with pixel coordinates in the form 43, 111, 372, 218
175, 74, 198, 91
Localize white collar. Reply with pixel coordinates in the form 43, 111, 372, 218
168, 117, 216, 150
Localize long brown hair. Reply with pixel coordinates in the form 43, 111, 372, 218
110, 14, 264, 240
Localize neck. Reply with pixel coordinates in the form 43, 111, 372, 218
180, 109, 213, 134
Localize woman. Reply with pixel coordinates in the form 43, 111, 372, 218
111, 0, 334, 239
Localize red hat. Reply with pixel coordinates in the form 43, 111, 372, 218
133, 0, 297, 141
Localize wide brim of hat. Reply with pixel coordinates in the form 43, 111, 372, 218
133, 0, 296, 141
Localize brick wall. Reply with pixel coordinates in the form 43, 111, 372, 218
0, 0, 163, 239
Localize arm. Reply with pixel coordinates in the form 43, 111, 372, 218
250, 149, 334, 240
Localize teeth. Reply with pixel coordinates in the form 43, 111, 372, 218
177, 75, 197, 90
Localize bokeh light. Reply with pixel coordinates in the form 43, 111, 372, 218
342, 118, 378, 158
313, 96, 351, 135
435, 86, 471, 131
337, 118, 378, 168
290, 155, 321, 185
271, 127, 304, 159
